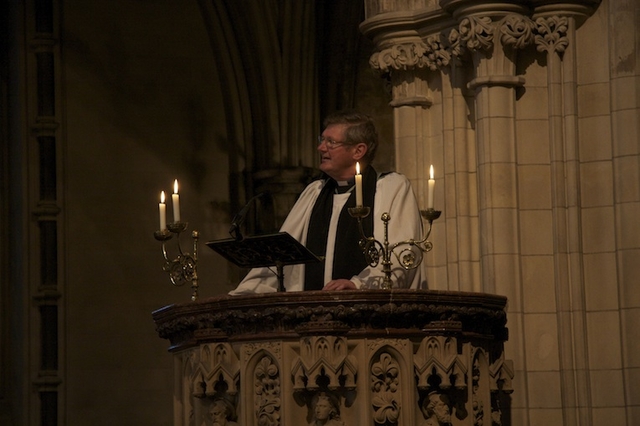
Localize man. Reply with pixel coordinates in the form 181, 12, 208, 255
208, 398, 239, 426
308, 392, 345, 426
230, 110, 424, 294
420, 392, 452, 426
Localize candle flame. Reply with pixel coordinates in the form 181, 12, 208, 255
160, 191, 165, 203
429, 165, 434, 179
173, 179, 179, 194
356, 162, 360, 174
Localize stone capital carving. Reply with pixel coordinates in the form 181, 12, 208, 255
369, 40, 447, 74
366, 4, 598, 79
500, 14, 536, 50
534, 15, 569, 54
457, 16, 494, 52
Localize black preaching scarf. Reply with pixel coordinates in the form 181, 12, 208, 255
304, 165, 377, 290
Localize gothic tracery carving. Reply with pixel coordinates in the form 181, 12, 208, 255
187, 343, 240, 399
291, 336, 358, 391
414, 336, 467, 390
489, 354, 514, 393
244, 341, 282, 361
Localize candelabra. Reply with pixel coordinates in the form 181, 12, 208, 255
348, 206, 441, 289
154, 222, 199, 301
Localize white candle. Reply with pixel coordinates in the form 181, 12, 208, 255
159, 191, 167, 230
428, 165, 435, 209
172, 179, 181, 222
355, 162, 363, 207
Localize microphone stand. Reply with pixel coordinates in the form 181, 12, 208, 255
228, 192, 268, 241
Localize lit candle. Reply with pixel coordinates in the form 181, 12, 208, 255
159, 191, 167, 230
355, 162, 363, 207
172, 179, 181, 222
428, 165, 435, 209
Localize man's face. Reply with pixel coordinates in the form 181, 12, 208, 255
318, 123, 359, 181
314, 398, 333, 420
433, 397, 450, 423
210, 401, 227, 426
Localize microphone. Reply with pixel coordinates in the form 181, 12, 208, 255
228, 192, 269, 240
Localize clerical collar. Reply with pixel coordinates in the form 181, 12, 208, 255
334, 178, 354, 194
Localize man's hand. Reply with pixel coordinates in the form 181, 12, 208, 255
323, 279, 357, 290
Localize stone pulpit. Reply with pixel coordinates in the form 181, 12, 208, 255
153, 290, 513, 426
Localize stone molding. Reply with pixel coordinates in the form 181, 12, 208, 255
153, 290, 509, 349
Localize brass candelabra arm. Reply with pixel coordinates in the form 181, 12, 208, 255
348, 206, 370, 221
421, 208, 442, 222
154, 222, 199, 301
359, 236, 385, 268
407, 208, 442, 253
348, 208, 442, 289
348, 206, 381, 266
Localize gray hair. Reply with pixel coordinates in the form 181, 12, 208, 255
323, 110, 379, 164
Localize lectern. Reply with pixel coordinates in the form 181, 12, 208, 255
206, 232, 321, 292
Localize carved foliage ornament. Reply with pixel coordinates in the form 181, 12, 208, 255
458, 16, 494, 51
371, 352, 401, 425
370, 14, 571, 74
369, 38, 451, 74
500, 14, 535, 50
254, 356, 281, 426
534, 16, 569, 53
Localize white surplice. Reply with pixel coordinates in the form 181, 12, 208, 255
229, 172, 425, 294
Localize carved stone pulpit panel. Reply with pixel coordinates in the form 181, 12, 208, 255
153, 290, 513, 426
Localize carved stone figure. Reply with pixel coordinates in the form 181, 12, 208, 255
309, 392, 345, 426
207, 398, 238, 426
420, 392, 451, 426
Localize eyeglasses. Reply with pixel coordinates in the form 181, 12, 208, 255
317, 135, 349, 149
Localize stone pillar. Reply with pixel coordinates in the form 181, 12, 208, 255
532, 3, 607, 424
364, 8, 458, 289
442, 3, 529, 299
362, 0, 611, 424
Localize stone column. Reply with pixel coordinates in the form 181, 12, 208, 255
532, 2, 608, 423
361, 0, 604, 424
364, 8, 457, 289
441, 2, 529, 299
